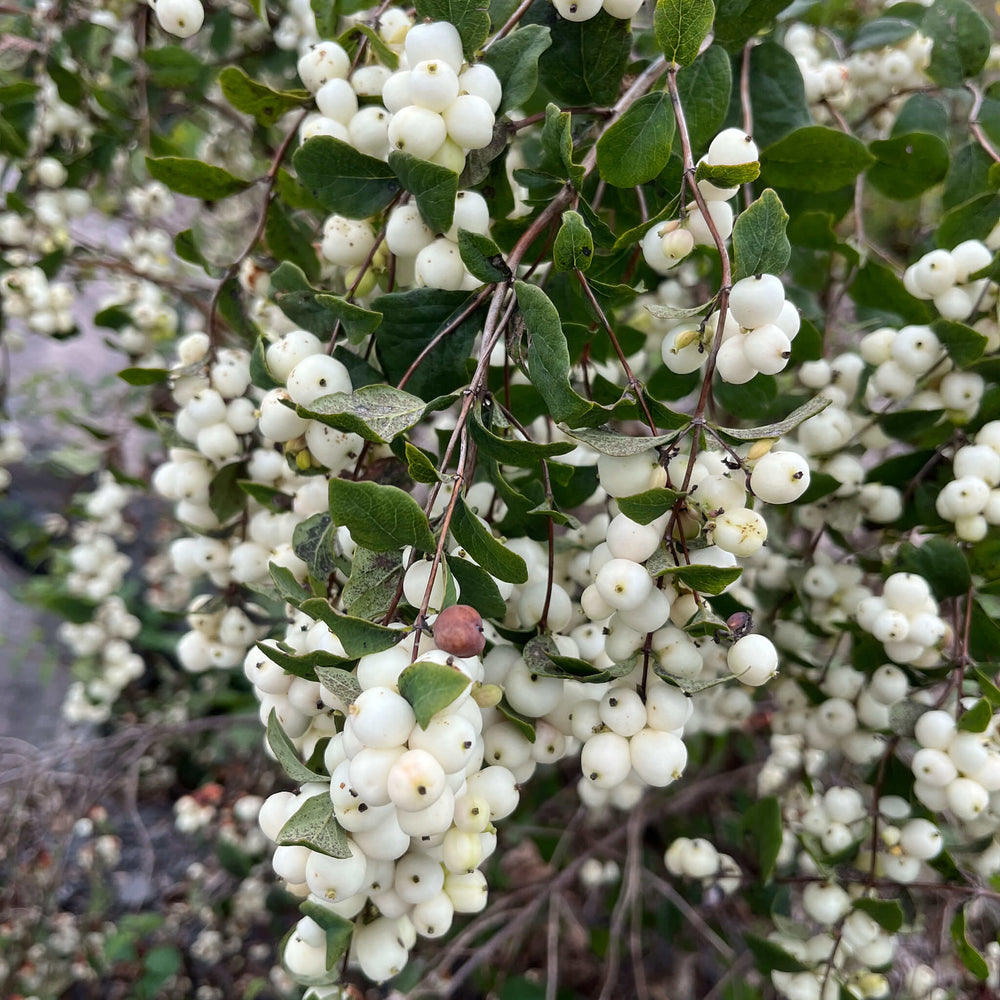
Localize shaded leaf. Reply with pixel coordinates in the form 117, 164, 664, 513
389, 150, 459, 233
219, 66, 310, 126
450, 495, 528, 584
276, 792, 351, 859
146, 156, 250, 199
398, 660, 472, 728
267, 709, 328, 783
293, 135, 400, 219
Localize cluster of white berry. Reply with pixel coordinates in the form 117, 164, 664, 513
299, 21, 498, 172
664, 836, 741, 894
273, 0, 321, 50
856, 572, 947, 667
933, 422, 1000, 540
0, 265, 75, 339
549, 0, 644, 21
716, 274, 802, 384
254, 623, 520, 983
903, 240, 995, 321
844, 31, 932, 115
56, 475, 150, 723
643, 128, 756, 276
783, 24, 850, 109
97, 278, 179, 362
910, 707, 1000, 830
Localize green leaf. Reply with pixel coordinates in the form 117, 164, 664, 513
315, 665, 363, 706
445, 556, 507, 620
145, 156, 250, 200
938, 192, 1000, 249
974, 667, 1000, 709
867, 132, 950, 200
250, 337, 282, 391
469, 403, 576, 466
732, 188, 790, 280
398, 660, 472, 728
328, 478, 436, 553
405, 442, 442, 484
695, 159, 760, 188
933, 319, 988, 367
265, 199, 320, 283
540, 103, 583, 188
950, 905, 989, 980
238, 480, 293, 512
373, 287, 483, 400
342, 547, 404, 620
256, 641, 355, 681
552, 210, 594, 272
270, 562, 310, 605
596, 91, 675, 188
524, 633, 635, 683
458, 230, 511, 283
388, 151, 459, 234
497, 696, 537, 742
299, 899, 354, 971
450, 495, 528, 584
616, 487, 687, 525
651, 561, 742, 595
894, 537, 971, 600
517, 281, 605, 427
174, 228, 218, 275
337, 22, 400, 71
761, 126, 875, 193
854, 15, 920, 51
292, 512, 338, 580
271, 262, 382, 344
523, 5, 631, 106
267, 709, 328, 783
744, 933, 809, 974
645, 298, 715, 322
117, 366, 169, 386
299, 598, 404, 656
276, 792, 351, 860
924, 0, 991, 87
299, 385, 426, 444
218, 66, 311, 126
208, 462, 248, 522
743, 796, 782, 882
565, 425, 688, 456
849, 260, 933, 325
414, 0, 490, 58
712, 0, 791, 51
675, 45, 732, 153
712, 394, 830, 441
293, 136, 400, 219
969, 601, 1000, 663
852, 897, 904, 934
958, 697, 992, 733
311, 0, 339, 36
654, 0, 715, 67
481, 24, 552, 114
743, 40, 809, 149
142, 46, 207, 88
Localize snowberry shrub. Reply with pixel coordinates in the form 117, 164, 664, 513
6, 0, 1000, 996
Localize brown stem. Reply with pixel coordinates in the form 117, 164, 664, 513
575, 268, 659, 434
967, 83, 1000, 163
207, 109, 308, 359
